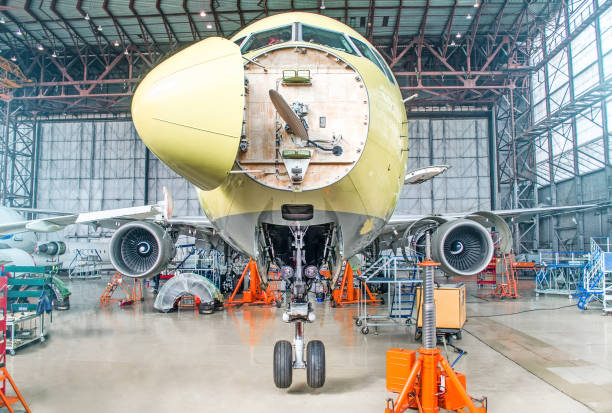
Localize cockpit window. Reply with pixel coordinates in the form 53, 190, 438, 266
301, 24, 356, 55
234, 36, 246, 47
371, 48, 397, 84
241, 25, 293, 53
351, 37, 396, 84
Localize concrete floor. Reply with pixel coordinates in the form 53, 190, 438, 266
5, 276, 612, 413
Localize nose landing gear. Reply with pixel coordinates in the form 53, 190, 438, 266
273, 224, 326, 389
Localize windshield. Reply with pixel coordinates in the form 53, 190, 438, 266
351, 37, 395, 84
241, 25, 293, 53
301, 24, 356, 55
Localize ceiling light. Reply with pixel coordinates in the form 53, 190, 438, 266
466, 13, 472, 19
15, 30, 22, 36
0, 18, 5, 24
199, 10, 206, 17
84, 13, 90, 20
456, 32, 462, 38
320, 0, 326, 9
124, 48, 129, 55
206, 22, 213, 29
113, 41, 119, 47
450, 40, 456, 46
10, 56, 16, 61
51, 51, 57, 58
97, 25, 103, 31
473, 1, 480, 7
37, 44, 43, 51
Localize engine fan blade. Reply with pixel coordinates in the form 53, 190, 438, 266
269, 89, 308, 139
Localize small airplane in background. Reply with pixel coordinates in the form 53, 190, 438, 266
0, 12, 596, 390
0, 206, 49, 266
0, 206, 105, 268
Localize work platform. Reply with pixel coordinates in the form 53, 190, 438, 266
535, 251, 589, 297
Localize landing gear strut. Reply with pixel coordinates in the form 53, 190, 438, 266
273, 224, 326, 389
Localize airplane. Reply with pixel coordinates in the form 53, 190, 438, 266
0, 206, 73, 308
0, 207, 39, 266
0, 12, 596, 390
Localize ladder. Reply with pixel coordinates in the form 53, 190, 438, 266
576, 237, 610, 311
68, 248, 102, 280
389, 265, 420, 320
487, 253, 520, 299
99, 273, 143, 305
356, 255, 422, 334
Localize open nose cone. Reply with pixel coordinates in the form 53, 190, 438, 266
131, 37, 245, 190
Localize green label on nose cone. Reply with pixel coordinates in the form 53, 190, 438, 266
282, 149, 311, 159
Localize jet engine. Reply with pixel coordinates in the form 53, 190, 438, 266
431, 219, 493, 277
109, 222, 175, 278
37, 241, 66, 256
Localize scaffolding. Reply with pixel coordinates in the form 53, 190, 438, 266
68, 248, 103, 280
535, 250, 589, 296
172, 245, 224, 289
356, 255, 422, 335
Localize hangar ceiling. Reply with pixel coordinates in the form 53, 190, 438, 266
0, 0, 561, 114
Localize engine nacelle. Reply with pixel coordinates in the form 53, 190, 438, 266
37, 241, 66, 256
431, 219, 493, 277
109, 222, 175, 278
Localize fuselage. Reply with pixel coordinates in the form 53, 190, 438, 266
0, 207, 37, 253
132, 13, 407, 261
0, 207, 37, 266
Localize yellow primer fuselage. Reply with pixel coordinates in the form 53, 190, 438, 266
132, 12, 408, 258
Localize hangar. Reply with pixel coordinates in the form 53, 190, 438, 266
0, 1, 610, 412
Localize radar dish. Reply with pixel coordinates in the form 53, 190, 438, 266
269, 89, 309, 139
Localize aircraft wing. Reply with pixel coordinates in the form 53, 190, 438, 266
386, 203, 600, 229
0, 208, 217, 237
0, 204, 165, 236
379, 203, 601, 255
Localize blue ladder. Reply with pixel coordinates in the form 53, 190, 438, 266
576, 247, 603, 310
389, 266, 419, 321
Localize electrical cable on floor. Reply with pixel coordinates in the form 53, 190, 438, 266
468, 303, 576, 318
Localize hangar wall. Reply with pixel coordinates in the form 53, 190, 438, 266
399, 117, 491, 215
36, 120, 201, 237
35, 117, 492, 239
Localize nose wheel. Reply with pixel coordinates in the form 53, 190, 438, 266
273, 340, 293, 388
306, 340, 325, 388
273, 338, 326, 389
273, 318, 326, 389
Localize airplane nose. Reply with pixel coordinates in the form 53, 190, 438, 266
131, 37, 244, 191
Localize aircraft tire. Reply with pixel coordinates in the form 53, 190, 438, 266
273, 340, 293, 388
306, 340, 325, 388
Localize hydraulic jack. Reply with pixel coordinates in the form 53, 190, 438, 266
385, 233, 487, 413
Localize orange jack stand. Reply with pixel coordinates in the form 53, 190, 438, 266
225, 259, 280, 306
100, 272, 144, 305
0, 363, 31, 413
487, 253, 520, 299
385, 348, 487, 413
331, 261, 379, 307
